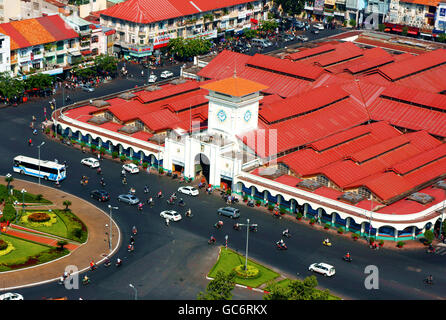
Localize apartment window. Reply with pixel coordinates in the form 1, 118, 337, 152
92, 48, 98, 55
33, 2, 39, 10
56, 41, 64, 51
168, 19, 174, 26
316, 175, 329, 187
56, 54, 64, 64
158, 22, 165, 29
91, 36, 99, 43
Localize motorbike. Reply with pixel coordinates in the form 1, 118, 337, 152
185, 210, 193, 218
214, 222, 223, 229
100, 180, 106, 187
96, 168, 102, 175
167, 198, 175, 205
247, 200, 255, 207
129, 188, 136, 195
276, 242, 287, 250
322, 240, 332, 247
233, 224, 240, 231
282, 231, 291, 238
424, 278, 434, 285
137, 204, 143, 211
172, 173, 178, 179
89, 264, 97, 271
116, 260, 122, 267
82, 278, 90, 285
178, 200, 185, 207
208, 238, 216, 245
342, 256, 352, 262
157, 193, 163, 198
144, 187, 149, 194
427, 245, 435, 254
104, 260, 111, 268
249, 224, 258, 232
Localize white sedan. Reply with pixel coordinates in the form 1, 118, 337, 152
0, 292, 24, 300
160, 210, 182, 221
160, 70, 174, 78
122, 163, 139, 174
178, 186, 199, 196
81, 157, 100, 168
148, 74, 157, 83
308, 263, 336, 277
313, 23, 324, 30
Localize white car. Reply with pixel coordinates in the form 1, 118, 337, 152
81, 157, 100, 168
0, 292, 24, 300
160, 210, 182, 221
160, 70, 174, 78
308, 263, 335, 277
122, 163, 139, 174
178, 186, 199, 196
313, 23, 324, 30
148, 74, 157, 83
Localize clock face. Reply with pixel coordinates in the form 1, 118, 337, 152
244, 110, 252, 122
217, 109, 227, 122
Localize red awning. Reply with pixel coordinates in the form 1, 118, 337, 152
392, 27, 402, 32
250, 18, 258, 24
104, 30, 116, 36
408, 30, 418, 35
384, 28, 391, 32
81, 50, 92, 56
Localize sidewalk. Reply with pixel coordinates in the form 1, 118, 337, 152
0, 177, 121, 290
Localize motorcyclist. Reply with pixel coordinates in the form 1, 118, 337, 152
282, 229, 289, 237
147, 197, 154, 205
345, 252, 351, 260
277, 239, 285, 248
83, 275, 90, 284
165, 218, 170, 226
132, 226, 137, 235
171, 192, 177, 199
324, 238, 330, 245
144, 185, 149, 193
121, 169, 126, 176
122, 177, 127, 185
179, 198, 184, 205
209, 235, 216, 243
233, 223, 240, 230
128, 244, 134, 252
186, 208, 192, 216
428, 274, 433, 284
97, 167, 101, 174
116, 258, 122, 266
157, 190, 163, 198
104, 257, 111, 266
100, 177, 105, 186
89, 260, 96, 270
137, 203, 143, 211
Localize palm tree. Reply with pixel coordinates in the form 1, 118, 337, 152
63, 200, 72, 211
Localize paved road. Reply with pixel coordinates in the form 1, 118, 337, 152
1, 46, 445, 300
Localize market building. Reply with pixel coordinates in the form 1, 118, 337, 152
52, 41, 446, 241
98, 0, 270, 60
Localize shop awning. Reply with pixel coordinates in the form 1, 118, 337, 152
68, 49, 81, 56
384, 27, 391, 32
392, 27, 402, 32
250, 18, 258, 24
81, 50, 92, 56
407, 30, 418, 35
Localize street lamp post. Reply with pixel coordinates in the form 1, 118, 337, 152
237, 218, 254, 271
129, 283, 137, 300
107, 205, 118, 252
19, 188, 26, 223
37, 142, 45, 185
5, 173, 12, 195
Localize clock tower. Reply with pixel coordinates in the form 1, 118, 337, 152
201, 76, 268, 137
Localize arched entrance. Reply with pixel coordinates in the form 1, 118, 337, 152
195, 153, 210, 182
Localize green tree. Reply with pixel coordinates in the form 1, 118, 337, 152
264, 276, 330, 300
273, 0, 306, 15
0, 72, 25, 100
63, 200, 72, 211
424, 229, 434, 244
197, 271, 236, 300
260, 20, 278, 32
402, 26, 408, 36
73, 66, 95, 79
168, 37, 212, 59
57, 240, 68, 250
24, 73, 53, 90
243, 28, 258, 39
94, 54, 118, 75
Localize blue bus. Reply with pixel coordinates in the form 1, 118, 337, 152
13, 155, 66, 182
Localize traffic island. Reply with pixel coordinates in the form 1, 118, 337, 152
0, 177, 120, 290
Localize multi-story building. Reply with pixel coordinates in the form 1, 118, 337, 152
304, 0, 350, 23
434, 1, 446, 32
387, 0, 438, 30
21, 0, 71, 19
0, 33, 11, 73
0, 0, 22, 22
99, 0, 270, 60
0, 14, 79, 76
345, 0, 367, 24
364, 0, 390, 24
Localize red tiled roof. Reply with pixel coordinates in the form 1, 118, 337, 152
285, 44, 336, 61
246, 53, 325, 81
380, 84, 446, 111
139, 108, 181, 131
198, 50, 251, 80
378, 49, 446, 81
135, 81, 201, 103
302, 42, 364, 67
100, 0, 255, 24
259, 85, 349, 124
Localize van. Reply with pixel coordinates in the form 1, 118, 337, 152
252, 38, 271, 48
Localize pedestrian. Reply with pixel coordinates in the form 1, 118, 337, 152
97, 153, 101, 161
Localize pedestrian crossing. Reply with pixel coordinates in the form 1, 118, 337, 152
433, 246, 446, 255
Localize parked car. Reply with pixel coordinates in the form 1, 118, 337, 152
308, 263, 336, 277
81, 84, 95, 92
297, 35, 309, 42
148, 74, 157, 83
0, 292, 23, 300
178, 186, 199, 196
294, 21, 306, 29
160, 210, 182, 221
252, 38, 272, 48
217, 207, 240, 219
234, 44, 249, 53
313, 23, 325, 30
280, 34, 295, 42
90, 189, 110, 202
81, 157, 100, 168
122, 163, 139, 174
160, 70, 174, 78
311, 28, 320, 34
117, 194, 140, 205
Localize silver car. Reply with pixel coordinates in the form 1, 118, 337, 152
117, 194, 140, 205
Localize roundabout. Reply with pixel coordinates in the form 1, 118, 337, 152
0, 177, 121, 290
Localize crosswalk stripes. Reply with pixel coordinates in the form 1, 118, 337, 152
434, 246, 446, 255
